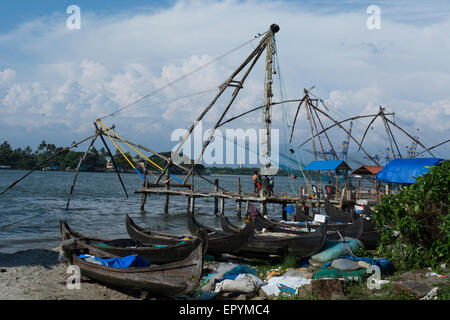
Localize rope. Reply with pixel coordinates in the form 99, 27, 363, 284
98, 120, 183, 183
272, 36, 309, 191
97, 120, 146, 180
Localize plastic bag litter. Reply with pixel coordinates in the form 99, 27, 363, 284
260, 276, 311, 297
420, 287, 439, 300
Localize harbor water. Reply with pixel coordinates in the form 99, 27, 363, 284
0, 170, 310, 253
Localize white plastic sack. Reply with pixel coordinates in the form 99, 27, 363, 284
214, 273, 266, 294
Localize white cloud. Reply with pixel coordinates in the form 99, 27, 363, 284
0, 68, 16, 85
0, 0, 448, 157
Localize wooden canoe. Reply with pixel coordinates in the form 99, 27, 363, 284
245, 210, 364, 241
323, 200, 380, 248
60, 238, 203, 297
219, 214, 327, 258
324, 198, 353, 223
186, 213, 254, 255
60, 220, 204, 265
125, 214, 208, 255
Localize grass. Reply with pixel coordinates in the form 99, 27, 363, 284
342, 281, 417, 300
436, 283, 450, 300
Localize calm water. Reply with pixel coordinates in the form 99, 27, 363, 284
0, 170, 308, 253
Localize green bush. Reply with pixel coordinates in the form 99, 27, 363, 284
373, 160, 450, 270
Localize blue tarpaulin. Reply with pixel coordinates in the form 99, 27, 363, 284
321, 255, 393, 275
304, 160, 351, 171
79, 254, 150, 268
376, 158, 444, 184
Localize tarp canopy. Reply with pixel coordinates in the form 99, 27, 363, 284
304, 160, 351, 171
351, 166, 383, 176
376, 158, 444, 184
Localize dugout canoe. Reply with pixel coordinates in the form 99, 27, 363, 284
59, 238, 203, 297
186, 212, 254, 255
60, 220, 204, 265
219, 214, 327, 258
125, 214, 208, 255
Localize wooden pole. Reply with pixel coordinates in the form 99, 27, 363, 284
173, 33, 269, 159
244, 200, 249, 220
335, 177, 338, 201
308, 104, 381, 166
358, 180, 362, 201
214, 179, 219, 215
188, 196, 192, 214
237, 178, 242, 219
220, 197, 225, 216
66, 133, 99, 210
106, 135, 229, 192
164, 167, 170, 214
140, 163, 148, 210
190, 161, 195, 215
95, 124, 129, 199
183, 43, 267, 183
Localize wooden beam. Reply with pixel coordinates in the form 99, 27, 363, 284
66, 133, 100, 210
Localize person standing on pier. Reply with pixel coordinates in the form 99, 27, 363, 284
268, 176, 274, 196
253, 171, 259, 195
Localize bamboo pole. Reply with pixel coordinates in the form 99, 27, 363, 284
95, 124, 129, 199
164, 167, 170, 214
298, 113, 392, 149
305, 95, 318, 160
384, 117, 435, 158
358, 114, 380, 152
105, 135, 229, 192
214, 179, 219, 215
220, 197, 225, 215
140, 163, 148, 210
308, 103, 381, 166
183, 43, 267, 183
244, 200, 249, 220
65, 133, 100, 210
415, 139, 449, 157
289, 98, 306, 143
173, 33, 270, 158
237, 178, 242, 219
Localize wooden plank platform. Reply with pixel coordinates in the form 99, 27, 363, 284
134, 187, 341, 205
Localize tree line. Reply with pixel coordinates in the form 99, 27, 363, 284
0, 141, 206, 173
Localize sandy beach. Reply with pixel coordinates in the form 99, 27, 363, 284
0, 248, 141, 300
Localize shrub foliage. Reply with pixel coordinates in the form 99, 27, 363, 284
373, 160, 449, 270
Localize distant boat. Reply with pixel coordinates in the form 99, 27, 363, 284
0, 165, 12, 169
290, 174, 297, 179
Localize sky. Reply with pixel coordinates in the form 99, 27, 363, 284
0, 0, 449, 165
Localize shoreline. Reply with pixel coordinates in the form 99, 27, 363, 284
0, 248, 140, 300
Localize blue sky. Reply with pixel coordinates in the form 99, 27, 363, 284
0, 0, 449, 162
0, 0, 175, 32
